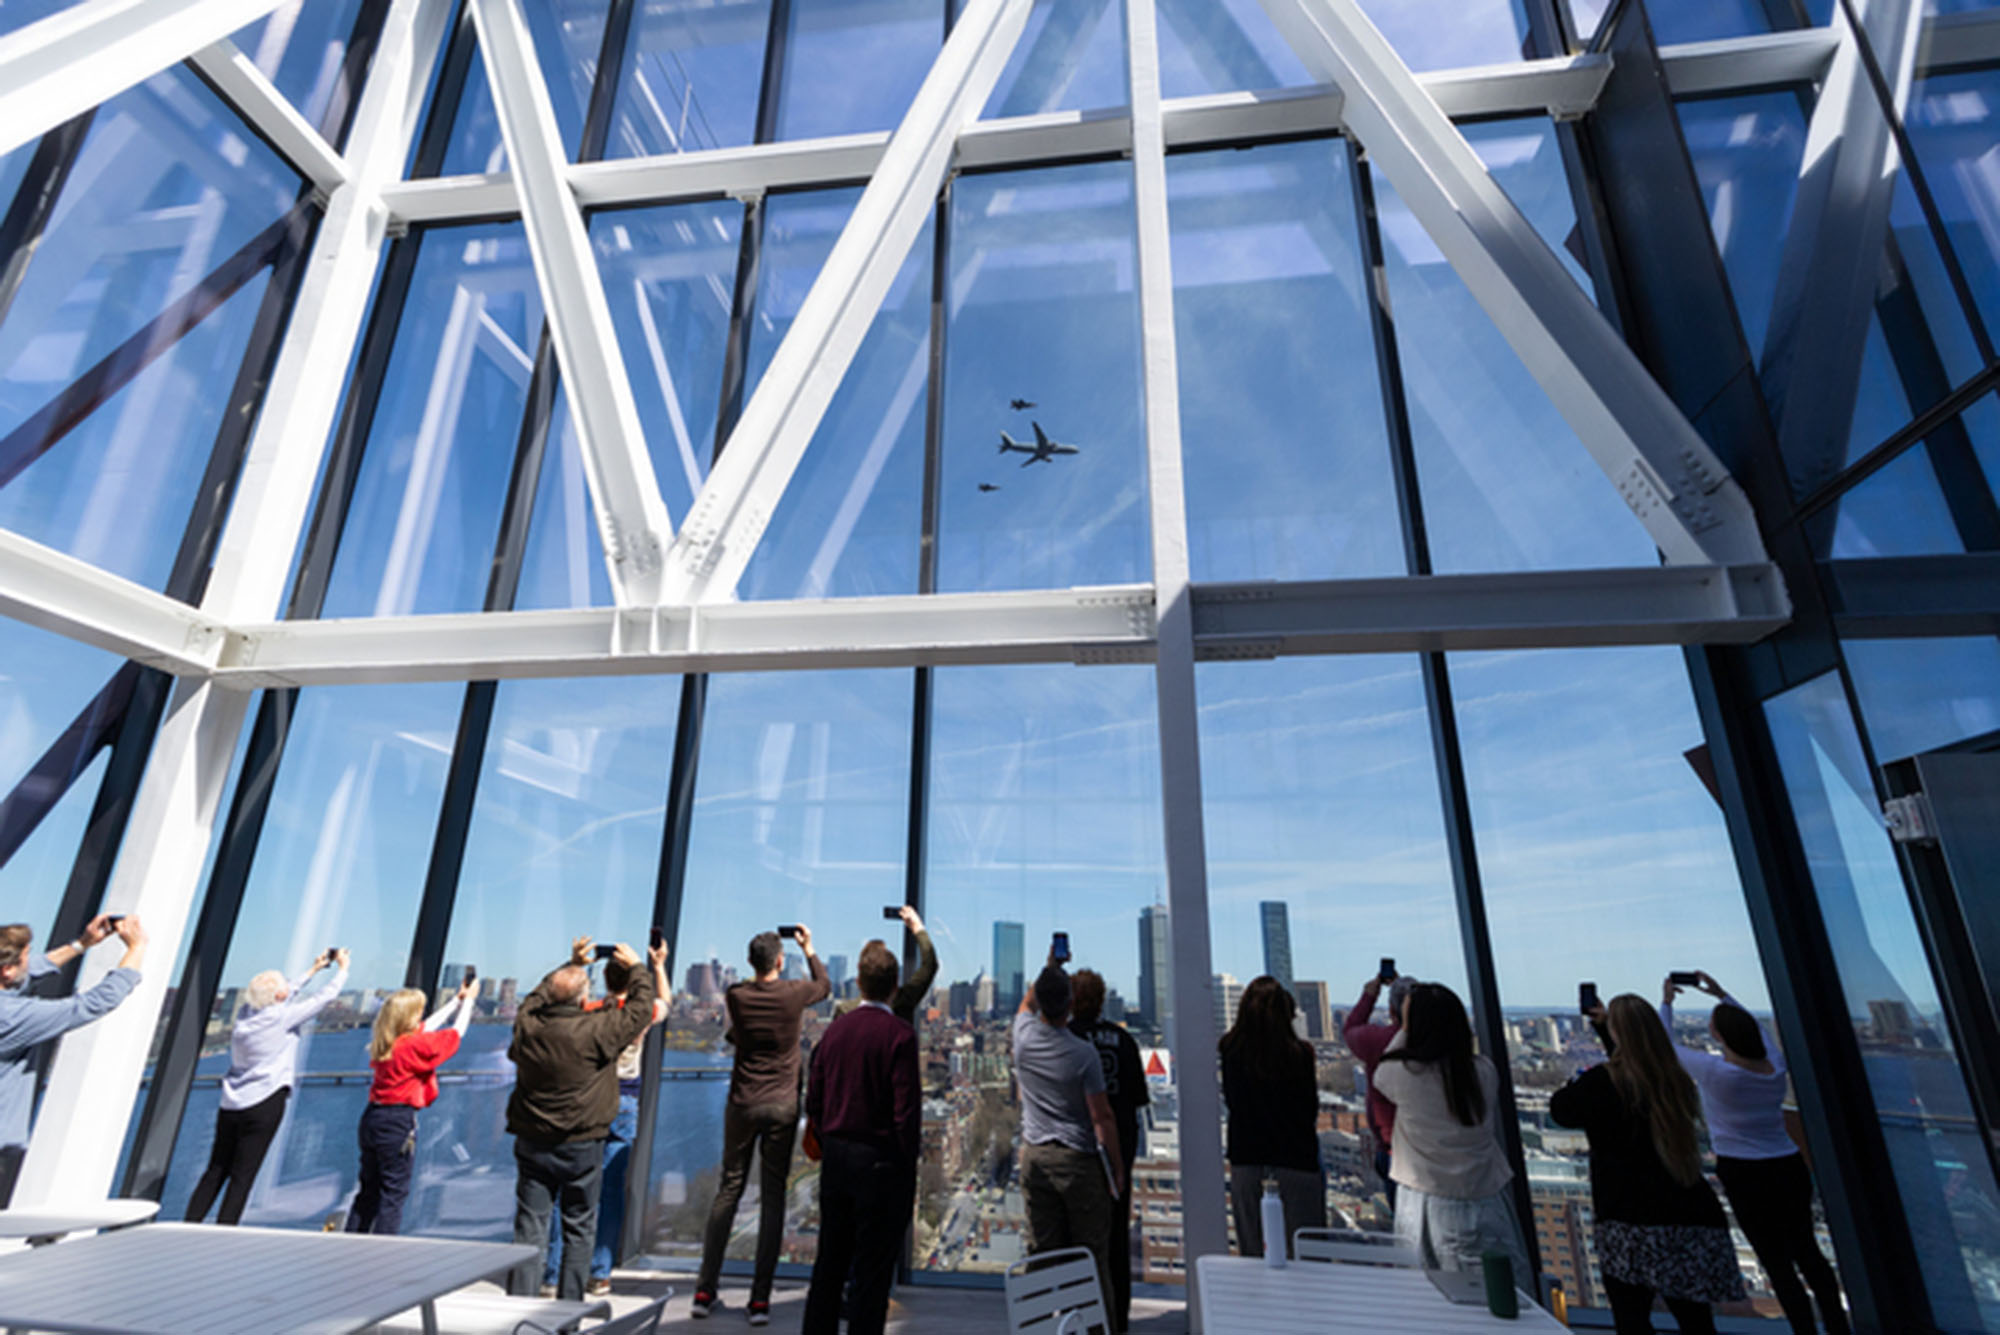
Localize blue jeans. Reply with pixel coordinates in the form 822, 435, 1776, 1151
544, 1094, 639, 1286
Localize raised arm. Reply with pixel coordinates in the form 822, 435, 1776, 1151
282, 951, 351, 1030
1342, 980, 1392, 1062
891, 909, 937, 1020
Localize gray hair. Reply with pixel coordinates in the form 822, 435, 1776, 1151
1388, 975, 1418, 1019
246, 970, 287, 1010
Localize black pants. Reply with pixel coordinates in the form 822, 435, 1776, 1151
347, 1103, 417, 1235
510, 1137, 604, 1301
0, 1143, 21, 1210
803, 1137, 913, 1335
697, 1100, 797, 1303
1106, 1151, 1135, 1329
1603, 1274, 1717, 1335
185, 1087, 290, 1225
1716, 1153, 1849, 1335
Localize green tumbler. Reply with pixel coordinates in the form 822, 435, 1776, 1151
1482, 1251, 1519, 1319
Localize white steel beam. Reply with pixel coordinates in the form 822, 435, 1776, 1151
200, 0, 457, 626
0, 530, 223, 674
16, 680, 251, 1209
0, 0, 290, 158
1920, 6, 2000, 72
657, 0, 1035, 605
1192, 564, 1790, 657
1760, 0, 1925, 495
1261, 0, 1777, 572
1659, 29, 1841, 97
189, 36, 348, 194
1125, 0, 1229, 1320
470, 0, 675, 605
213, 587, 1159, 686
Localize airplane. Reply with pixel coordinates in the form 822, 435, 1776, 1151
1009, 398, 1036, 410
997, 421, 1079, 467
978, 482, 1001, 493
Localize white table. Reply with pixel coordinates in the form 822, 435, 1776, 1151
1195, 1255, 1567, 1333
0, 1222, 534, 1335
0, 1199, 158, 1243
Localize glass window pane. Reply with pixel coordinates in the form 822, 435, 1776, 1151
1453, 646, 1771, 1311
644, 669, 913, 1265
1908, 66, 2000, 341
1196, 654, 1461, 1236
1376, 123, 1655, 573
320, 225, 542, 619
938, 162, 1148, 592
1815, 444, 1965, 559
608, 0, 771, 157
1649, 0, 1772, 44
1764, 672, 2000, 1330
0, 748, 108, 944
739, 192, 930, 601
158, 683, 462, 1226
984, 0, 1126, 118
1676, 92, 1807, 360
0, 0, 75, 38
1354, 0, 1532, 72
921, 663, 1173, 1279
1157, 0, 1311, 99
777, 0, 939, 139
1844, 636, 2000, 763
436, 1, 610, 176
0, 618, 122, 805
1168, 139, 1402, 581
231, 0, 367, 135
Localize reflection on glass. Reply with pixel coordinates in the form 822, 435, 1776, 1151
1375, 122, 1654, 573
1648, 0, 1770, 44
230, 0, 366, 135
645, 669, 912, 1265
404, 675, 680, 1239
1167, 140, 1401, 581
1844, 636, 2000, 763
938, 162, 1148, 592
739, 192, 930, 601
320, 225, 542, 619
1908, 66, 2000, 341
1195, 655, 1459, 1236
1816, 443, 1965, 559
0, 612, 137, 856
436, 0, 608, 176
777, 0, 939, 139
1676, 93, 1806, 358
983, 0, 1126, 118
1156, 0, 1310, 100
0, 0, 74, 38
921, 664, 1174, 1279
608, 0, 771, 157
156, 684, 461, 1228
0, 749, 108, 944
1453, 646, 1771, 1311
1764, 672, 2000, 1330
1354, 0, 1531, 72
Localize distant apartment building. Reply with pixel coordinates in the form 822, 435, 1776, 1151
1259, 900, 1293, 990
1294, 979, 1332, 1040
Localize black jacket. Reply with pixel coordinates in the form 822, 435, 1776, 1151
1549, 1064, 1726, 1228
507, 967, 655, 1144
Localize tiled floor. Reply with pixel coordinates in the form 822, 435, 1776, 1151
590, 1273, 1190, 1333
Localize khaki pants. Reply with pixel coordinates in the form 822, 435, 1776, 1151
1020, 1141, 1117, 1330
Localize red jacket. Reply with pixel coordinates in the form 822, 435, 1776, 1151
368, 1028, 461, 1108
1342, 988, 1399, 1146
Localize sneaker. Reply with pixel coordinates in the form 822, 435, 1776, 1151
586, 1278, 612, 1297
690, 1291, 718, 1319
538, 1285, 556, 1299
747, 1300, 771, 1326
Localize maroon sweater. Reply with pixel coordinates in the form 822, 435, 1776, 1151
806, 1003, 920, 1164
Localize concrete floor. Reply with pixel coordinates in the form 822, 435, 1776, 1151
589, 1272, 1190, 1333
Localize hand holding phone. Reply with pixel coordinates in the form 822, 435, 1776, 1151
650, 925, 665, 950
1579, 981, 1601, 1016
1379, 957, 1397, 984
882, 905, 903, 921
779, 925, 800, 940
1668, 970, 1700, 987
595, 943, 619, 961
1050, 931, 1071, 965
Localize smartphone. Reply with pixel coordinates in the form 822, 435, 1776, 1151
326, 946, 341, 962
103, 914, 126, 928
650, 925, 664, 950
1051, 931, 1071, 964
594, 943, 619, 961
1579, 981, 1600, 1015
463, 963, 477, 985
1378, 957, 1397, 984
1669, 970, 1701, 986
882, 906, 903, 921
779, 925, 800, 940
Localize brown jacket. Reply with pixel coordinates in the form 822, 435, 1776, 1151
508, 966, 655, 1143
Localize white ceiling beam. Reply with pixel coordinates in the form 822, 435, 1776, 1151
0, 530, 223, 674
1260, 0, 1778, 573
188, 36, 347, 194
200, 0, 458, 626
213, 587, 1159, 686
657, 0, 1036, 605
470, 0, 676, 605
1919, 6, 2000, 72
0, 0, 291, 157
1659, 29, 1841, 96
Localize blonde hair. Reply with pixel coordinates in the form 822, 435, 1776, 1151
246, 970, 286, 1010
1605, 993, 1705, 1186
370, 989, 426, 1063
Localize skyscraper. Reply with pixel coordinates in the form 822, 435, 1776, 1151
1213, 973, 1244, 1035
1260, 900, 1293, 989
1294, 980, 1333, 1041
1137, 904, 1171, 1033
993, 921, 1025, 1013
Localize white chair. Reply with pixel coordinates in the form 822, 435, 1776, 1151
1005, 1248, 1110, 1335
1293, 1227, 1419, 1267
510, 1292, 670, 1335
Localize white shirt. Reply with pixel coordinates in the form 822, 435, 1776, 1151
1372, 1031, 1512, 1200
1662, 996, 1797, 1160
219, 966, 347, 1111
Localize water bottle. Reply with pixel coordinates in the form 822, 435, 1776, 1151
1482, 1250, 1519, 1319
1260, 1179, 1286, 1268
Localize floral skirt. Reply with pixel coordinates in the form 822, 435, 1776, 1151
1596, 1220, 1747, 1303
